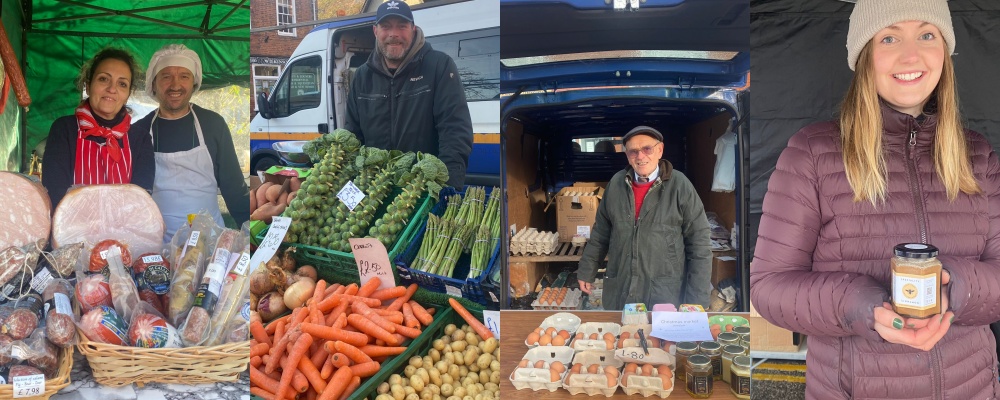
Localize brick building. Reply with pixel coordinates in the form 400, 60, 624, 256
250, 0, 316, 111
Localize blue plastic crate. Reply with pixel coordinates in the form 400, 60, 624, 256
394, 187, 501, 308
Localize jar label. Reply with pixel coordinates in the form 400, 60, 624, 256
730, 371, 750, 395
686, 372, 713, 395
712, 358, 722, 377
892, 272, 938, 310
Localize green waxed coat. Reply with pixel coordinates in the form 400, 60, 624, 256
577, 160, 713, 310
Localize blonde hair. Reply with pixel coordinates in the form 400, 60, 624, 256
839, 41, 979, 204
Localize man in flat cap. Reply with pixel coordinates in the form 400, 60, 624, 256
132, 44, 250, 241
344, 0, 473, 189
577, 126, 713, 309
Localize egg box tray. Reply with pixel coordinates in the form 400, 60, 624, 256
525, 312, 581, 348
509, 346, 576, 392
531, 289, 582, 310
570, 322, 622, 352
618, 324, 674, 354
562, 350, 624, 397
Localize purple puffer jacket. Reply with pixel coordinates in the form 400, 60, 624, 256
750, 104, 1000, 400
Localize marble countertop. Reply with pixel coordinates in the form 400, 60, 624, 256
49, 352, 249, 400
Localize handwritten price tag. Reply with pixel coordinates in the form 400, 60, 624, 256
248, 217, 291, 275
614, 347, 674, 366
483, 310, 500, 338
350, 238, 394, 290
337, 181, 367, 211
12, 374, 44, 398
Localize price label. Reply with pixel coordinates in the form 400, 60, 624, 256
350, 238, 394, 290
337, 181, 367, 212
446, 286, 463, 298
248, 217, 292, 275
576, 226, 591, 238
12, 374, 44, 398
483, 310, 500, 338
614, 347, 674, 366
233, 252, 252, 276
187, 231, 201, 247
142, 255, 164, 264
510, 224, 517, 236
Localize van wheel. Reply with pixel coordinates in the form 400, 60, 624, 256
253, 156, 280, 175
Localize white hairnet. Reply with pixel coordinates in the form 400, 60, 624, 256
145, 44, 203, 97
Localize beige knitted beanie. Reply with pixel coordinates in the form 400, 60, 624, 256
847, 0, 955, 70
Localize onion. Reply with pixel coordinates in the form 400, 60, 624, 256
295, 265, 318, 282
284, 278, 316, 310
249, 268, 274, 295
257, 292, 288, 322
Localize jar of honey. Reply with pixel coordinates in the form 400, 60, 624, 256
675, 342, 699, 382
891, 243, 942, 319
699, 341, 723, 381
685, 354, 713, 398
730, 356, 751, 399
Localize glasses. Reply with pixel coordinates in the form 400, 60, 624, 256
625, 141, 661, 158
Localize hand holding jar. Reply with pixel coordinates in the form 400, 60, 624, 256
872, 269, 953, 351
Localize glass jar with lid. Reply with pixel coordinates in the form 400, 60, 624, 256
718, 332, 740, 347
699, 341, 723, 380
733, 326, 750, 341
891, 243, 942, 318
740, 335, 750, 354
675, 341, 699, 382
685, 354, 714, 398
721, 345, 745, 383
729, 356, 751, 399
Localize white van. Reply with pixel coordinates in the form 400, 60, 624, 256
251, 0, 501, 186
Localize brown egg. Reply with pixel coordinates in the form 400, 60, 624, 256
605, 339, 614, 350
660, 367, 673, 379
589, 333, 599, 340
550, 369, 561, 382
565, 372, 574, 382
575, 332, 584, 340
649, 338, 660, 348
544, 327, 557, 336
571, 363, 583, 373
534, 327, 542, 334
618, 338, 627, 349
621, 332, 632, 339
587, 364, 599, 374
662, 340, 674, 351
539, 334, 552, 346
641, 364, 654, 376
605, 372, 617, 388
624, 363, 638, 374
519, 359, 530, 368
604, 366, 620, 377
726, 324, 735, 332
550, 361, 566, 374
527, 332, 540, 345
557, 330, 571, 340
552, 335, 566, 346
602, 332, 615, 342
621, 372, 633, 387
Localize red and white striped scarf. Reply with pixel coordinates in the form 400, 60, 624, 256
73, 101, 133, 185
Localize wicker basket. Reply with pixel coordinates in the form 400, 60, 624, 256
76, 333, 248, 387
0, 345, 73, 399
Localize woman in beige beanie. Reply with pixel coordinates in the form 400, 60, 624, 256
751, 0, 1000, 398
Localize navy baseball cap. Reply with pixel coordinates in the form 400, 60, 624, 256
376, 1, 414, 24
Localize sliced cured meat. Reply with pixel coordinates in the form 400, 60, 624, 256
0, 172, 50, 249
51, 184, 164, 259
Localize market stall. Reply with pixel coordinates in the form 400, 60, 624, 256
501, 311, 750, 400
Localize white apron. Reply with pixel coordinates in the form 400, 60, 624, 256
150, 107, 224, 242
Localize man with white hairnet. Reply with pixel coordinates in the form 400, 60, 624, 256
131, 44, 250, 241
344, 0, 473, 188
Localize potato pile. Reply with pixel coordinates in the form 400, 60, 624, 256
250, 178, 301, 224
375, 323, 500, 400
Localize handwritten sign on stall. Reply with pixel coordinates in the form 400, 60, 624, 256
350, 238, 394, 290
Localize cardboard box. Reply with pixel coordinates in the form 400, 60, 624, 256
510, 261, 548, 298
249, 176, 263, 192
749, 300, 802, 352
711, 250, 737, 287
263, 166, 311, 186
546, 184, 605, 242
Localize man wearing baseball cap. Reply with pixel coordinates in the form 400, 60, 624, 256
576, 126, 713, 309
344, 0, 473, 189
131, 44, 250, 241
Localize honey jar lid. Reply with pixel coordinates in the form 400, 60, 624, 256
733, 356, 751, 368
723, 345, 745, 355
688, 354, 711, 367
718, 332, 739, 342
699, 341, 721, 352
733, 326, 750, 335
676, 341, 699, 351
894, 243, 939, 258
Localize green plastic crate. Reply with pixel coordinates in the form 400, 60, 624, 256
255, 190, 434, 286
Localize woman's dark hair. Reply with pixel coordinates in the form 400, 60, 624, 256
76, 48, 143, 94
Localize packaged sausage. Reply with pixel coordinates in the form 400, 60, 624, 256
7, 364, 44, 382
75, 273, 112, 313
0, 240, 43, 302
132, 252, 171, 316
181, 229, 242, 346
43, 280, 76, 347
166, 214, 222, 327
205, 245, 252, 346
40, 242, 83, 279
106, 246, 140, 323
128, 306, 182, 348
78, 305, 128, 346
2, 295, 43, 340
89, 239, 132, 274
24, 329, 58, 376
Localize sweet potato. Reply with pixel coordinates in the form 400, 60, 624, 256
265, 185, 282, 203
290, 177, 302, 193
286, 191, 297, 206
278, 192, 288, 206
257, 183, 273, 206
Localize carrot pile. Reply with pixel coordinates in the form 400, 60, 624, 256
250, 278, 433, 400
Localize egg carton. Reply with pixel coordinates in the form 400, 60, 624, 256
620, 372, 675, 398
562, 350, 625, 397
618, 324, 673, 353
531, 289, 582, 310
572, 322, 622, 352
510, 228, 560, 255
525, 312, 581, 348
534, 287, 573, 307
510, 346, 576, 391
561, 189, 600, 197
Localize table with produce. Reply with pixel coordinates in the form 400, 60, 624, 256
0, 172, 251, 400
247, 131, 503, 400
500, 311, 751, 400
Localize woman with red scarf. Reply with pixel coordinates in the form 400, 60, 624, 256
42, 48, 154, 208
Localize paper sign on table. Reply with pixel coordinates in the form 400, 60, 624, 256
576, 226, 591, 238
337, 181, 366, 211
650, 311, 714, 342
350, 238, 394, 290
12, 374, 44, 398
483, 310, 500, 338
248, 216, 291, 274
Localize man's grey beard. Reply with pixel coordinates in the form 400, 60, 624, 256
378, 40, 407, 63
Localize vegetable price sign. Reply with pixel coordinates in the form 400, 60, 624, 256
483, 310, 500, 338
249, 217, 291, 274
12, 374, 44, 398
337, 181, 366, 211
350, 238, 394, 290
